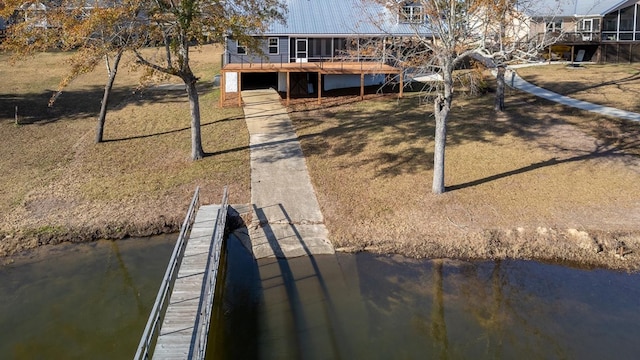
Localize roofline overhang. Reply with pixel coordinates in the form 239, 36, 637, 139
601, 0, 638, 16
261, 33, 433, 37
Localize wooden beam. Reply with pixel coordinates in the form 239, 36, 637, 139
399, 71, 404, 98
237, 72, 242, 107
360, 73, 364, 101
286, 71, 290, 106
317, 72, 322, 105
571, 45, 575, 63
219, 71, 225, 107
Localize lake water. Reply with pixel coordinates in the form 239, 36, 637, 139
210, 235, 640, 360
1, 235, 639, 359
0, 235, 176, 359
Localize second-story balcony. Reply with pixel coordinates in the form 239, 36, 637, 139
541, 31, 640, 44
221, 52, 400, 75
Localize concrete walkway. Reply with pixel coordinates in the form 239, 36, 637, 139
507, 67, 640, 122
241, 89, 335, 259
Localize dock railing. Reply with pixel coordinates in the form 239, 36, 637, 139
193, 186, 229, 359
134, 187, 201, 360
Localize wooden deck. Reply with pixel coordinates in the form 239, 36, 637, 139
152, 204, 223, 359
222, 61, 401, 75
220, 61, 404, 107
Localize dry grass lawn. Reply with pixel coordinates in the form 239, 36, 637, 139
517, 63, 640, 113
0, 45, 250, 255
289, 71, 640, 270
2, 50, 639, 271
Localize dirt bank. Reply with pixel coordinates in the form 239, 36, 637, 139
333, 227, 640, 272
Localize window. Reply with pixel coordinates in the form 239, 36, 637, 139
546, 20, 562, 32
579, 18, 600, 32
578, 18, 600, 41
268, 38, 278, 54
602, 5, 639, 41
237, 41, 246, 55
619, 5, 635, 31
400, 4, 424, 24
579, 19, 598, 32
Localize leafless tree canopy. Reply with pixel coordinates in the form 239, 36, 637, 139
354, 0, 563, 193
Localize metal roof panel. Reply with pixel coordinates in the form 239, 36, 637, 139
526, 0, 633, 17
267, 0, 431, 37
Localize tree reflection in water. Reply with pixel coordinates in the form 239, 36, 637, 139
212, 251, 640, 359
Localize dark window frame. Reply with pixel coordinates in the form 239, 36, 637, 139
400, 5, 424, 24
268, 37, 279, 54
237, 40, 246, 55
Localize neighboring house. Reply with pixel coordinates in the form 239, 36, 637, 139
0, 17, 6, 41
527, 0, 640, 62
8, 0, 114, 32
0, 1, 53, 42
19, 1, 53, 29
219, 0, 432, 105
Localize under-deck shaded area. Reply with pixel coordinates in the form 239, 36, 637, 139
220, 62, 403, 107
241, 72, 279, 90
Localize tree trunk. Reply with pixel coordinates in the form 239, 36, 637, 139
495, 66, 505, 112
432, 67, 453, 194
96, 50, 123, 143
184, 72, 205, 160
432, 96, 448, 194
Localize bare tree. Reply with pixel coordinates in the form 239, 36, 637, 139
133, 0, 286, 160
1, 0, 286, 158
1, 1, 145, 143
363, 0, 561, 194
472, 0, 562, 112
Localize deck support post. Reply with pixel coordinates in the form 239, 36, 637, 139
399, 71, 404, 98
360, 73, 365, 100
219, 71, 225, 107
237, 73, 242, 107
286, 71, 290, 106
571, 45, 575, 63
317, 72, 322, 105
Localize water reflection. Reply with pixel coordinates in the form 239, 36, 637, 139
2, 235, 638, 359
213, 246, 640, 359
0, 236, 175, 359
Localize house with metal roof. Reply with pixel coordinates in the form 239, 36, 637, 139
526, 0, 640, 62
219, 0, 432, 106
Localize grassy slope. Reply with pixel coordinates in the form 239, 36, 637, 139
516, 63, 640, 113
0, 45, 250, 254
290, 73, 640, 270
2, 52, 639, 270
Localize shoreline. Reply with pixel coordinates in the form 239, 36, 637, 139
2, 210, 638, 272
0, 217, 181, 258
335, 227, 640, 272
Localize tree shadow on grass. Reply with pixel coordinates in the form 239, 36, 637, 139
523, 70, 640, 97
103, 116, 243, 143
518, 71, 640, 113
292, 92, 544, 178
447, 141, 640, 192
447, 91, 640, 191
290, 88, 640, 187
0, 83, 191, 125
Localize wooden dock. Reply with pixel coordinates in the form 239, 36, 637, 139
152, 204, 223, 359
135, 187, 229, 360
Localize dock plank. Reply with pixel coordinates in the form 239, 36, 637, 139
152, 204, 221, 359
